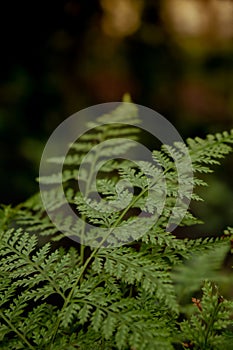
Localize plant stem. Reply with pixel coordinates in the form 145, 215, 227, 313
203, 302, 220, 349
0, 311, 36, 350
79, 136, 105, 266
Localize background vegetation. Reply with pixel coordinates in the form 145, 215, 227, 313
0, 0, 233, 234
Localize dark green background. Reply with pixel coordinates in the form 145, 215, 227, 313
0, 0, 233, 234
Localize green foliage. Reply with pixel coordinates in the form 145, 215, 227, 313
1, 101, 233, 349
180, 281, 233, 350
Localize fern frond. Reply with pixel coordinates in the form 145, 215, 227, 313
1, 100, 233, 349
179, 281, 233, 349
188, 130, 233, 172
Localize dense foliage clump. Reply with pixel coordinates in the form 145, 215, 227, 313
1, 101, 233, 349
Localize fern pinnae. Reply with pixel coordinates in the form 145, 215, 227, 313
1, 99, 233, 349
51, 169, 146, 342
50, 125, 233, 339
49, 160, 179, 345
0, 310, 36, 350
49, 189, 144, 345
2, 230, 66, 301
75, 105, 140, 264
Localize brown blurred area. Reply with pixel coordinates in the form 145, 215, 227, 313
0, 0, 233, 232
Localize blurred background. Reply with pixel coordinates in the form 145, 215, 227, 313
0, 0, 233, 234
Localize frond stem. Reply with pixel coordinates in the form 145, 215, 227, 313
0, 311, 36, 350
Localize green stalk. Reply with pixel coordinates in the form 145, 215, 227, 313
203, 301, 221, 349
0, 311, 36, 350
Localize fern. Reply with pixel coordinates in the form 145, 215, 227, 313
1, 99, 233, 349
180, 281, 233, 350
